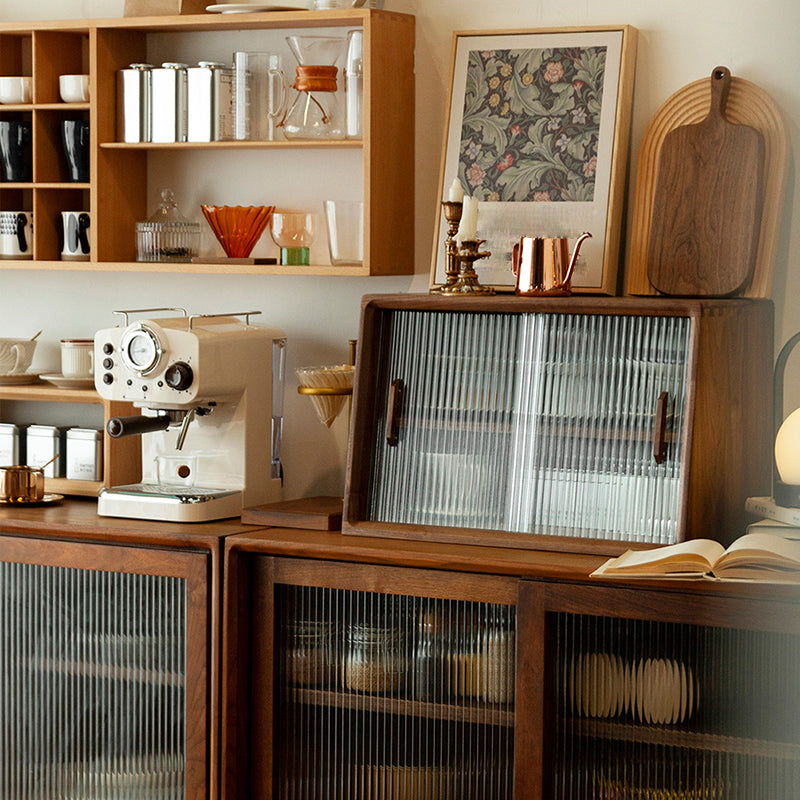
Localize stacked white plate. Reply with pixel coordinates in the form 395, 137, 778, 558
569, 653, 697, 724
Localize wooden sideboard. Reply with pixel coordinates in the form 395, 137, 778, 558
1, 499, 798, 800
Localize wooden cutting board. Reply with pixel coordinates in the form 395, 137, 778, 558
646, 67, 766, 297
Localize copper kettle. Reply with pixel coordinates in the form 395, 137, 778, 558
512, 232, 591, 296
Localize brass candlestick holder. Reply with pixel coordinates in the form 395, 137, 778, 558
441, 239, 495, 295
432, 200, 463, 293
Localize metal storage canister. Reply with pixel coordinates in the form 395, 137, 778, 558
187, 61, 234, 142
116, 63, 153, 143
0, 423, 20, 465
26, 425, 62, 477
66, 428, 103, 481
151, 62, 188, 143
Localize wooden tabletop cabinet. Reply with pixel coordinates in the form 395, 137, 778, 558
0, 9, 414, 276
221, 528, 800, 800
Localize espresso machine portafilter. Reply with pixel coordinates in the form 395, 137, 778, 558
94, 307, 286, 522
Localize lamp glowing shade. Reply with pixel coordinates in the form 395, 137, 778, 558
775, 407, 800, 485
201, 204, 274, 258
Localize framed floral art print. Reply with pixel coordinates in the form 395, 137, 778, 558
430, 26, 638, 294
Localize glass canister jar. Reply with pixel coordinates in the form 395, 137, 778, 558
284, 618, 336, 687
479, 620, 516, 704
136, 188, 200, 263
344, 622, 407, 694
413, 603, 445, 701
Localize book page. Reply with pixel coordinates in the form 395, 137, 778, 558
714, 532, 800, 573
591, 539, 726, 577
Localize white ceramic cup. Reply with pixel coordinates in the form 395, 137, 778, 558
61, 211, 90, 261
59, 74, 89, 103
0, 211, 33, 259
0, 76, 32, 104
0, 338, 36, 375
60, 338, 94, 378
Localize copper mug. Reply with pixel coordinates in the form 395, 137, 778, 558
0, 465, 45, 503
512, 232, 591, 296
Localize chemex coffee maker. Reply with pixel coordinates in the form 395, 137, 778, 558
94, 307, 286, 522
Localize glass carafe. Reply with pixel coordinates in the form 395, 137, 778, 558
281, 35, 346, 140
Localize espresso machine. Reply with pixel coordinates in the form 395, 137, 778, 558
94, 308, 286, 522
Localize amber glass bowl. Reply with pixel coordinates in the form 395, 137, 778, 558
201, 204, 275, 258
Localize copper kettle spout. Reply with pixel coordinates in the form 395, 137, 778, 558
563, 231, 593, 287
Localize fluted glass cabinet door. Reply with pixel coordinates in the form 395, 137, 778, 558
0, 536, 210, 800
365, 309, 691, 546
538, 583, 800, 800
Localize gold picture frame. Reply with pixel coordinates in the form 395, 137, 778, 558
430, 26, 638, 295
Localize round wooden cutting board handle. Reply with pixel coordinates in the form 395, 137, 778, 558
708, 66, 731, 121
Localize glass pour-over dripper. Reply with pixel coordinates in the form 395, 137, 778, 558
280, 35, 346, 140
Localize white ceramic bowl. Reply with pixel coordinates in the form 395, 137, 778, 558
59, 74, 89, 103
0, 76, 31, 105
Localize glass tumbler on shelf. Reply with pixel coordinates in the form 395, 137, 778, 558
323, 200, 363, 265
270, 212, 315, 265
281, 35, 346, 140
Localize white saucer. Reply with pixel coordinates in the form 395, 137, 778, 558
206, 2, 309, 12
0, 371, 41, 385
40, 373, 95, 390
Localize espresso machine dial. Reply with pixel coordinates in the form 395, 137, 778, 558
164, 361, 194, 391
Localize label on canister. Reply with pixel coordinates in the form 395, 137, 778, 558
117, 63, 153, 143
66, 427, 103, 481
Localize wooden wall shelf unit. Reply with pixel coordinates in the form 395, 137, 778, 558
0, 382, 140, 496
0, 9, 415, 276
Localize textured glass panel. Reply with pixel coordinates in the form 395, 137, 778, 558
367, 310, 691, 545
0, 562, 186, 800
275, 585, 516, 800
549, 612, 800, 799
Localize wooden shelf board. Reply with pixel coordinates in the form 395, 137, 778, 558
0, 383, 100, 403
94, 8, 380, 33
100, 139, 362, 150
32, 182, 90, 189
291, 687, 515, 728
46, 477, 102, 497
575, 717, 800, 760
0, 259, 373, 276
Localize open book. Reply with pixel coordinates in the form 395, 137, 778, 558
591, 532, 800, 583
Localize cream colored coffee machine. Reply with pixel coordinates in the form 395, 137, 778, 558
94, 308, 285, 522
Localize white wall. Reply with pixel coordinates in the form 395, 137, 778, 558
0, 0, 798, 499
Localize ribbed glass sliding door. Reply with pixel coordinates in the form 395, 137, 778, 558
275, 584, 516, 800
0, 561, 186, 800
367, 309, 691, 545
549, 610, 800, 799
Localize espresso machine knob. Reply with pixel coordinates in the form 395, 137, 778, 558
164, 361, 194, 391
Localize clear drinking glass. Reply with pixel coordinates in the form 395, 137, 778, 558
323, 200, 363, 264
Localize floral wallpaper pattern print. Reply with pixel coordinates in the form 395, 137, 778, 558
458, 46, 608, 203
